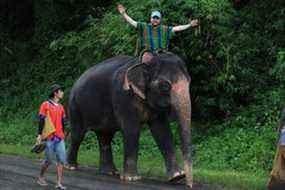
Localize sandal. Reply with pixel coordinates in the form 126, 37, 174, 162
55, 184, 67, 190
37, 177, 48, 186
64, 164, 76, 170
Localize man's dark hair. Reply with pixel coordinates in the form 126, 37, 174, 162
48, 84, 63, 98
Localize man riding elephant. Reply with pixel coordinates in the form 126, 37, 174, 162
66, 5, 196, 188
117, 4, 199, 61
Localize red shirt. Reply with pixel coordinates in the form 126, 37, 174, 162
39, 100, 65, 139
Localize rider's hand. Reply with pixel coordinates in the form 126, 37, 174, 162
117, 4, 126, 14
36, 135, 42, 144
189, 19, 199, 27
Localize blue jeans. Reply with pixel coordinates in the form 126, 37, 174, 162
44, 137, 66, 165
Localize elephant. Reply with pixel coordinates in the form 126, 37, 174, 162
67, 51, 193, 187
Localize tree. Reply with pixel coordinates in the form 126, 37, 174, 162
0, 0, 35, 39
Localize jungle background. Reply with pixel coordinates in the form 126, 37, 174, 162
0, 0, 285, 189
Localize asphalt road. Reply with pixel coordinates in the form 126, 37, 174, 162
0, 155, 226, 190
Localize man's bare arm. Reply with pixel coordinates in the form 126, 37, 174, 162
117, 4, 137, 28
172, 19, 199, 32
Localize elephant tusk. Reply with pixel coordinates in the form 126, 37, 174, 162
130, 83, 146, 100
123, 72, 130, 90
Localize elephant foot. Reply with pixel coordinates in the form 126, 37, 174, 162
99, 166, 119, 176
120, 174, 142, 181
168, 170, 185, 183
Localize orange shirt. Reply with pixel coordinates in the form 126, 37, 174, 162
39, 100, 65, 139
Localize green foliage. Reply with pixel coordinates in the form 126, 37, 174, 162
0, 120, 37, 145
2, 0, 284, 121
1, 0, 285, 184
195, 88, 284, 173
195, 126, 276, 172
270, 50, 285, 85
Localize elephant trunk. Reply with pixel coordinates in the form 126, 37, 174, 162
171, 79, 193, 188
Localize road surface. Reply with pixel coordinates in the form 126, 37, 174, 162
0, 155, 226, 190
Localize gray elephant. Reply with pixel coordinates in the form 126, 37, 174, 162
67, 52, 193, 187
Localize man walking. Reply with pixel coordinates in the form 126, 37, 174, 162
36, 84, 67, 190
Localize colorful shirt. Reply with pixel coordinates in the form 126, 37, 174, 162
39, 100, 66, 139
136, 22, 174, 55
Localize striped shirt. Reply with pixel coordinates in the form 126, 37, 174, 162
136, 22, 174, 55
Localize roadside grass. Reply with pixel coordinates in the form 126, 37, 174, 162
194, 169, 268, 190
0, 143, 268, 190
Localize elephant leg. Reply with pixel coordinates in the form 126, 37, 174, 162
95, 131, 118, 175
121, 120, 142, 181
67, 122, 86, 169
149, 117, 184, 182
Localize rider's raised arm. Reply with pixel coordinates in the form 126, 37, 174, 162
117, 4, 138, 28
172, 19, 199, 33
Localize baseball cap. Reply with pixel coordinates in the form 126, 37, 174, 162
151, 11, 162, 19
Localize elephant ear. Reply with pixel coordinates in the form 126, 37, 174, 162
123, 63, 149, 100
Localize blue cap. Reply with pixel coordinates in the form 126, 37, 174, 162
151, 11, 162, 19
